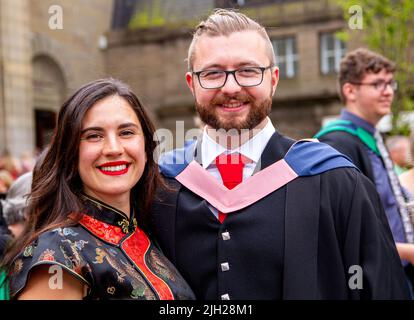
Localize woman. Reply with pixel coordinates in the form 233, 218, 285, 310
1, 78, 195, 300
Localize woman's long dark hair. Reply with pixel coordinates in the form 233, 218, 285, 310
2, 78, 162, 273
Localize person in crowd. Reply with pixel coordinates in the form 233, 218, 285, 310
316, 48, 414, 293
19, 152, 36, 175
1, 78, 195, 300
400, 131, 414, 197
149, 9, 409, 299
0, 172, 33, 301
0, 170, 13, 193
0, 203, 11, 300
1, 172, 33, 239
0, 151, 22, 180
386, 135, 411, 175
0, 199, 12, 258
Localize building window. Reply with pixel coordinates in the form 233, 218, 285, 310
320, 32, 346, 74
272, 37, 298, 79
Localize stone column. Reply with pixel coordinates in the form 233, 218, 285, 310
0, 0, 34, 156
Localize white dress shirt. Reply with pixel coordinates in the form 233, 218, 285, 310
200, 117, 276, 218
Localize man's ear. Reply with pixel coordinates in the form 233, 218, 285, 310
342, 83, 357, 104
186, 72, 195, 95
271, 67, 279, 96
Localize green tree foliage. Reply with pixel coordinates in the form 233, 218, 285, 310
334, 0, 414, 134
129, 0, 165, 29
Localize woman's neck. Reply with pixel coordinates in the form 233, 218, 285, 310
109, 200, 130, 218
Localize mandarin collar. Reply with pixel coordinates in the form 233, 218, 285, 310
80, 193, 137, 234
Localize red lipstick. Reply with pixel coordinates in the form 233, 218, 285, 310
97, 161, 130, 176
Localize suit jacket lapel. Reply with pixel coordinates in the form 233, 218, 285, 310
253, 131, 294, 174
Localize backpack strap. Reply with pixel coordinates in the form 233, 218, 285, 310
315, 119, 380, 156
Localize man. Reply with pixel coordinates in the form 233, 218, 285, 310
316, 48, 414, 291
150, 10, 409, 299
386, 135, 411, 175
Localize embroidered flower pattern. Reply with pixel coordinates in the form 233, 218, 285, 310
38, 249, 55, 262
22, 245, 34, 258
11, 259, 23, 276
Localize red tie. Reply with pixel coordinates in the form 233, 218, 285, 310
215, 153, 246, 223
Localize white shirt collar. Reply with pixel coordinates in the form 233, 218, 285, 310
201, 117, 276, 168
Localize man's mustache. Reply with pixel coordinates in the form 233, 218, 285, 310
211, 94, 253, 105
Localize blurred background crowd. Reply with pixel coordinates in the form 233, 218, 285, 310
0, 151, 36, 196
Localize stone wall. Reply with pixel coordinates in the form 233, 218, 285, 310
0, 0, 33, 156
0, 0, 114, 156
30, 0, 114, 93
105, 28, 194, 135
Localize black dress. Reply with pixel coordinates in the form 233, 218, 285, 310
9, 195, 195, 300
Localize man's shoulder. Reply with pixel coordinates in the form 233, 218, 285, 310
158, 140, 197, 178
318, 129, 362, 145
312, 165, 376, 202
318, 129, 367, 160
284, 139, 357, 176
285, 140, 368, 189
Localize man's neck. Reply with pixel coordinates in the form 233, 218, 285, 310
206, 118, 268, 149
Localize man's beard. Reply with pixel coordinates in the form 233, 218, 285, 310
195, 93, 272, 132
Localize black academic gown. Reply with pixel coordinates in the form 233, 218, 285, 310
318, 130, 375, 182
319, 128, 414, 289
149, 131, 410, 299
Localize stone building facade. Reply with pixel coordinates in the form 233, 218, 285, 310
0, 0, 113, 157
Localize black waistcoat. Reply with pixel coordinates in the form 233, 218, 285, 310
151, 132, 296, 299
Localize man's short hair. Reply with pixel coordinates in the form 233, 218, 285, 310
338, 48, 396, 103
187, 8, 276, 70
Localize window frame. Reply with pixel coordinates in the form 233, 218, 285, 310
272, 36, 299, 79
320, 32, 346, 75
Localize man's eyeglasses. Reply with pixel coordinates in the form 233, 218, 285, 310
192, 66, 273, 89
351, 79, 398, 92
